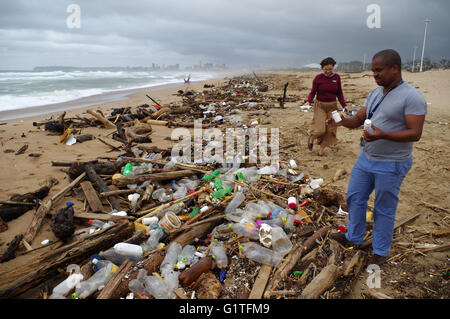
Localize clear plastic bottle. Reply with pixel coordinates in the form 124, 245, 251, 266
179, 245, 196, 265
152, 188, 172, 202
270, 226, 293, 257
113, 243, 143, 261
160, 242, 182, 273
101, 248, 140, 265
232, 222, 259, 240
209, 241, 228, 269
144, 276, 172, 299
225, 191, 245, 214
142, 228, 164, 252
240, 242, 283, 266
51, 272, 84, 297
128, 279, 146, 295
173, 186, 187, 200
285, 214, 295, 232
74, 261, 116, 299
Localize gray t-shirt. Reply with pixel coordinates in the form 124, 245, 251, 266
362, 81, 427, 162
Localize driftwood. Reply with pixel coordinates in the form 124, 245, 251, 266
112, 169, 197, 187
299, 264, 340, 299
80, 181, 104, 213
22, 172, 86, 247
249, 264, 273, 299
264, 226, 330, 298
84, 164, 121, 211
0, 234, 24, 263
86, 109, 116, 129
0, 178, 58, 222
0, 221, 134, 298
97, 258, 134, 299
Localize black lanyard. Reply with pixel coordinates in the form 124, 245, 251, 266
368, 80, 404, 119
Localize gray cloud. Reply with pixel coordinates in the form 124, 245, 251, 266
0, 0, 449, 70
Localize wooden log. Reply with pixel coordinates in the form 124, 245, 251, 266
300, 264, 340, 299
0, 234, 23, 263
367, 290, 394, 299
22, 172, 86, 247
97, 258, 134, 299
0, 221, 134, 298
327, 240, 343, 266
298, 262, 317, 286
84, 164, 121, 211
112, 169, 197, 187
80, 181, 104, 213
343, 250, 363, 277
263, 226, 330, 298
432, 228, 450, 237
86, 109, 116, 129
249, 264, 273, 299
146, 119, 168, 126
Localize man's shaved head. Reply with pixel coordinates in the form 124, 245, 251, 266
372, 49, 402, 70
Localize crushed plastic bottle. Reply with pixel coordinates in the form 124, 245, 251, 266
209, 241, 228, 269
74, 260, 117, 299
270, 226, 293, 256
202, 169, 221, 180
160, 242, 182, 274
179, 245, 197, 265
257, 165, 278, 175
152, 188, 172, 203
240, 242, 283, 266
232, 221, 259, 240
51, 265, 84, 297
173, 186, 187, 200
211, 186, 233, 199
142, 228, 165, 252
224, 191, 245, 214
144, 275, 172, 299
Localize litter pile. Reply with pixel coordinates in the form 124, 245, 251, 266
1, 74, 446, 300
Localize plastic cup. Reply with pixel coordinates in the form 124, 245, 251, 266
159, 211, 181, 233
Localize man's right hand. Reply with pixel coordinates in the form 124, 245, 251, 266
326, 116, 344, 127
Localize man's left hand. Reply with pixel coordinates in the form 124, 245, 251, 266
363, 124, 385, 142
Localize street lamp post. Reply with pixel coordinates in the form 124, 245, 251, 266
420, 18, 431, 72
412, 46, 418, 72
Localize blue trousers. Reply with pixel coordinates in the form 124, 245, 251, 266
345, 152, 412, 256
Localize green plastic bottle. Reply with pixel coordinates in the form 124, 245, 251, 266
211, 186, 233, 199
214, 177, 223, 190
189, 207, 200, 218
123, 163, 134, 177
202, 169, 221, 180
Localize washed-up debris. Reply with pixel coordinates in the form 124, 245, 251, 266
0, 73, 447, 300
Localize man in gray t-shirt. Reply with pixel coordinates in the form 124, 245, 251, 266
327, 49, 427, 266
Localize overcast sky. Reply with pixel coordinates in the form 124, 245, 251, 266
0, 0, 449, 70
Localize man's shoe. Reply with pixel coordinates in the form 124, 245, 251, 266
368, 254, 387, 266
329, 232, 352, 246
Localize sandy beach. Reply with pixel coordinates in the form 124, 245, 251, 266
0, 68, 449, 299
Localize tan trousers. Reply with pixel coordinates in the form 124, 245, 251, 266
309, 100, 338, 148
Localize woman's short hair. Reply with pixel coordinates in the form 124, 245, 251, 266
320, 57, 336, 68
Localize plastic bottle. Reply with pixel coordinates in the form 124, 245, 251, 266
88, 219, 105, 229
173, 186, 187, 200
260, 218, 283, 228
225, 191, 245, 213
142, 216, 159, 226
285, 214, 295, 233
51, 271, 84, 297
241, 167, 260, 182
177, 178, 199, 191
160, 242, 182, 273
128, 279, 146, 295
142, 228, 165, 252
74, 261, 116, 299
257, 165, 278, 175
364, 119, 372, 131
179, 245, 197, 265
232, 222, 259, 240
152, 188, 172, 202
211, 186, 233, 199
179, 257, 213, 288
331, 110, 342, 123
240, 242, 283, 266
144, 276, 172, 299
214, 177, 223, 190
122, 163, 134, 177
209, 241, 228, 269
270, 226, 293, 257
202, 169, 221, 180
113, 243, 143, 261
101, 248, 141, 265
